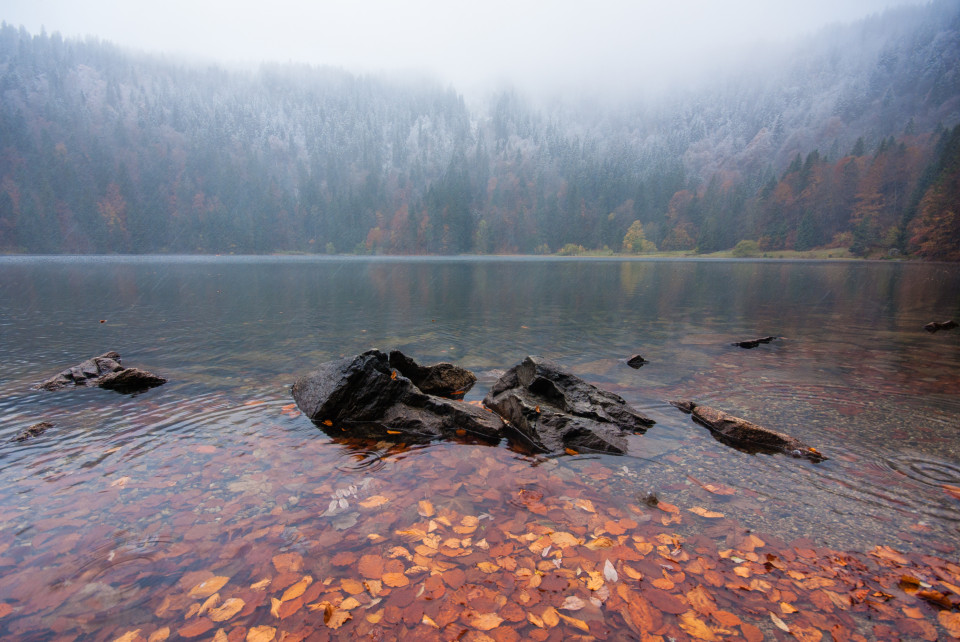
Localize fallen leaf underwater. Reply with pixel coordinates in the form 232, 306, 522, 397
2, 387, 960, 641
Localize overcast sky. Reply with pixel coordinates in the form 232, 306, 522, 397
2, 0, 925, 94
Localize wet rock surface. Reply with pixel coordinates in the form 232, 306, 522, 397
14, 422, 53, 442
484, 355, 655, 454
672, 400, 827, 462
37, 352, 166, 392
626, 354, 648, 369
292, 349, 503, 442
387, 350, 476, 399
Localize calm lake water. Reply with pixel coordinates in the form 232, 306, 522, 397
1, 256, 959, 640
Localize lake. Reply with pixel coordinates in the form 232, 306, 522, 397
1, 256, 959, 641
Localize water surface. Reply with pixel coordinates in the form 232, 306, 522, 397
1, 256, 958, 640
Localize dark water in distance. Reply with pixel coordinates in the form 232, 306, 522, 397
1, 256, 959, 638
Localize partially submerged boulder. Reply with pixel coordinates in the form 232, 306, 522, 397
626, 354, 648, 369
14, 422, 53, 442
37, 352, 166, 393
924, 320, 958, 333
484, 356, 654, 454
732, 336, 778, 349
292, 349, 503, 442
672, 400, 826, 462
388, 350, 476, 399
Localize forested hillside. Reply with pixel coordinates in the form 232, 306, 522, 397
1, 1, 959, 256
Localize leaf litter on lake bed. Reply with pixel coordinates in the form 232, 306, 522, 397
3, 413, 960, 642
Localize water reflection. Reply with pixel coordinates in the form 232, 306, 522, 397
0, 257, 959, 638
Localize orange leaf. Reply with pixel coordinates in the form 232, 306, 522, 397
358, 554, 385, 579
0, 604, 12, 619
939, 611, 960, 638
541, 606, 560, 627
418, 500, 435, 517
326, 610, 352, 629
477, 561, 500, 573
470, 613, 504, 631
178, 620, 213, 638
272, 552, 303, 573
281, 575, 313, 602
382, 572, 409, 587
359, 495, 390, 508
188, 576, 229, 598
657, 501, 679, 514
678, 610, 718, 641
686, 585, 717, 616
557, 612, 589, 632
208, 598, 245, 622
341, 578, 365, 595
780, 601, 798, 614
688, 506, 725, 519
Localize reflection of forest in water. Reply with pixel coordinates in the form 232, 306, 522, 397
1, 257, 960, 639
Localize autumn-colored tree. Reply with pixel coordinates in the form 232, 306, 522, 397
909, 126, 960, 259
621, 220, 657, 253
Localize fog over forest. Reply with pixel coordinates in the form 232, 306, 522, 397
1, 0, 959, 258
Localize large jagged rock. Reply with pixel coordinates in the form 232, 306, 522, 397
37, 352, 166, 393
672, 400, 826, 462
483, 356, 655, 454
388, 350, 476, 399
292, 349, 504, 442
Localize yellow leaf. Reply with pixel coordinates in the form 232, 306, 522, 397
418, 500, 435, 517
422, 615, 440, 628
359, 495, 390, 508
339, 597, 361, 610
111, 476, 132, 488
477, 562, 501, 573
470, 613, 504, 631
189, 576, 230, 598
780, 601, 798, 614
246, 625, 277, 642
622, 564, 643, 580
386, 430, 402, 435
688, 506, 725, 519
249, 578, 271, 590
281, 575, 313, 602
212, 630, 228, 642
557, 612, 590, 632
366, 609, 384, 624
112, 630, 142, 642
528, 612, 545, 628
270, 598, 281, 618
209, 598, 245, 622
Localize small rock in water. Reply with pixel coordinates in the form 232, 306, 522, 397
924, 320, 958, 333
731, 336, 778, 349
626, 354, 648, 369
37, 352, 166, 393
14, 421, 53, 442
672, 400, 826, 462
